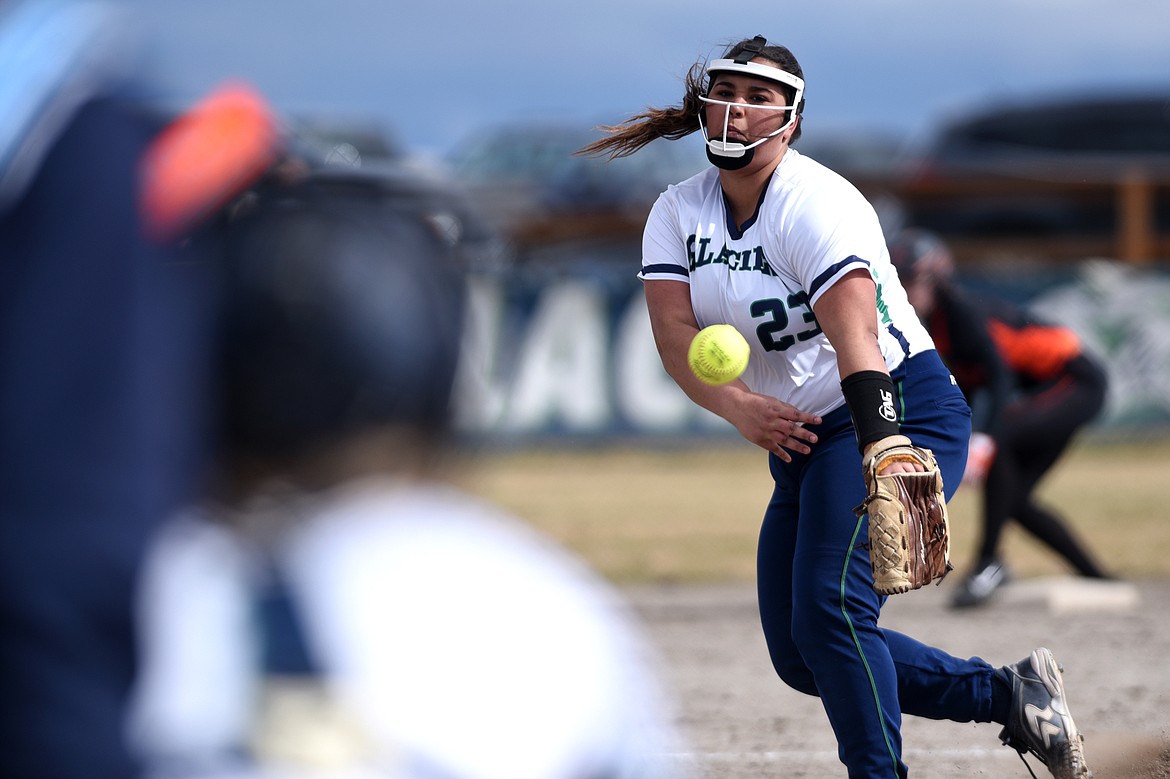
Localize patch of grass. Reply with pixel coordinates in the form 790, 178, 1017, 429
451, 437, 1170, 585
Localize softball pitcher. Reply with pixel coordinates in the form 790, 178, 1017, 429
582, 35, 1091, 779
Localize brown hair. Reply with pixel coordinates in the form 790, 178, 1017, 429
578, 37, 805, 160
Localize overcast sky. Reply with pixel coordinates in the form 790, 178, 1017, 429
117, 0, 1170, 159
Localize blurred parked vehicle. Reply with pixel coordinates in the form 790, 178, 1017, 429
448, 124, 707, 259
914, 92, 1170, 176
889, 90, 1170, 262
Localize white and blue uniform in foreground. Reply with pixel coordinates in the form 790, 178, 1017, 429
128, 480, 680, 779
642, 150, 998, 778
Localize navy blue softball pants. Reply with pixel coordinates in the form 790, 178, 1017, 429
758, 349, 998, 778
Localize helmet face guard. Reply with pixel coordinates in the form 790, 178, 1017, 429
698, 41, 805, 170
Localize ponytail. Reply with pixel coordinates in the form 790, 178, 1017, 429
576, 62, 706, 160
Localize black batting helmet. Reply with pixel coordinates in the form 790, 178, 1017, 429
213, 180, 466, 465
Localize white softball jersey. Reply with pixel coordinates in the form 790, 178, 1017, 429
128, 479, 681, 779
641, 148, 935, 419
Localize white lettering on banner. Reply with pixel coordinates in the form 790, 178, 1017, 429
613, 293, 690, 430
452, 277, 509, 432
454, 276, 735, 436
456, 263, 1170, 437
504, 281, 611, 431
613, 293, 729, 432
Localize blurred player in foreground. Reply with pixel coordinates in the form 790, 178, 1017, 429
126, 171, 681, 779
0, 2, 214, 776
581, 33, 1091, 779
888, 228, 1114, 608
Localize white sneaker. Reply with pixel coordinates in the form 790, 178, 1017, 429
950, 558, 1010, 608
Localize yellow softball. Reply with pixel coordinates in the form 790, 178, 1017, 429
687, 324, 750, 386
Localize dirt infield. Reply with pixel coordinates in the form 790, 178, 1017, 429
455, 442, 1170, 774
627, 578, 1170, 778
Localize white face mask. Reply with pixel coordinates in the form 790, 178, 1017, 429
698, 97, 799, 159
697, 58, 805, 169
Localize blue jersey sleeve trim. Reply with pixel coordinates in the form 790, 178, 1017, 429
639, 263, 689, 279
808, 255, 869, 299
885, 323, 911, 359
